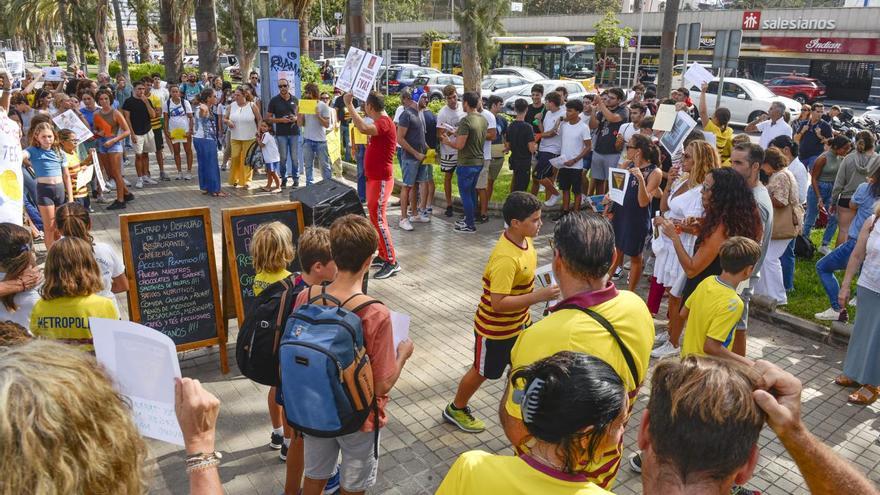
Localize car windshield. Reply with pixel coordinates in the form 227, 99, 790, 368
414, 76, 430, 86
482, 79, 495, 89
739, 80, 776, 99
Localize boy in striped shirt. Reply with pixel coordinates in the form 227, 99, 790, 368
443, 192, 560, 433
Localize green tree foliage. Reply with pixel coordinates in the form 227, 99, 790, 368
420, 30, 449, 50
523, 0, 621, 15
300, 55, 321, 84
592, 11, 633, 55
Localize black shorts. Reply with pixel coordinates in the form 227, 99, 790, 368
36, 182, 65, 206
153, 128, 164, 150
838, 197, 851, 208
533, 151, 558, 180
557, 168, 583, 193
473, 331, 518, 380
512, 167, 531, 192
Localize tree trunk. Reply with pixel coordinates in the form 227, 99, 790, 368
299, 15, 310, 59
656, 0, 679, 98
229, 0, 251, 77
456, 0, 481, 93
94, 30, 109, 74
160, 0, 184, 81
135, 5, 152, 63
195, 0, 220, 75
111, 0, 130, 79
346, 0, 366, 50
59, 0, 81, 71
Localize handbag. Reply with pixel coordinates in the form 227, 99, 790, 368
772, 171, 804, 240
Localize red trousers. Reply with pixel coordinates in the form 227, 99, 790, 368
367, 178, 396, 264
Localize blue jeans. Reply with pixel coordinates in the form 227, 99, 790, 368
781, 238, 795, 292
805, 180, 838, 245
275, 135, 300, 182
817, 238, 856, 311
302, 139, 331, 184
355, 144, 366, 201
456, 165, 481, 228
340, 121, 351, 162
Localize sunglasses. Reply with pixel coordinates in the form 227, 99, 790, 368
626, 145, 637, 150
279, 84, 289, 88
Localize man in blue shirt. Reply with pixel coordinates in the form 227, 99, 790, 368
794, 102, 833, 170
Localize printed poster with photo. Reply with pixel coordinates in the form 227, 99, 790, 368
659, 111, 698, 155
334, 46, 383, 101
608, 167, 630, 206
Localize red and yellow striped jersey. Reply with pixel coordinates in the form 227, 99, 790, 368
473, 233, 536, 339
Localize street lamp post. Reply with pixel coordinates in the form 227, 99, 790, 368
634, 0, 646, 86
319, 0, 325, 59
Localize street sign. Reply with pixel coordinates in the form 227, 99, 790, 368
713, 29, 742, 70
334, 12, 342, 20
619, 36, 626, 48
675, 22, 701, 51
511, 2, 523, 12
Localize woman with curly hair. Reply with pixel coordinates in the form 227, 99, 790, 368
654, 168, 763, 356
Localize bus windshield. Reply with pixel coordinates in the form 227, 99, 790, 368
434, 39, 595, 80
561, 45, 595, 79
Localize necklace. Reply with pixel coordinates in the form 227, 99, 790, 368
528, 448, 565, 472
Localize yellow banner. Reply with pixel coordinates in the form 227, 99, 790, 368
299, 99, 318, 115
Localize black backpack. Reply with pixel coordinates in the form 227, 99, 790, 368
236, 275, 302, 386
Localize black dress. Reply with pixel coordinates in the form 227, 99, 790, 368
611, 164, 656, 257
681, 238, 722, 302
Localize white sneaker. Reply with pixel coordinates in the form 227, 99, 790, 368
107, 179, 116, 190
414, 212, 431, 223
184, 173, 192, 180
653, 331, 669, 347
399, 217, 414, 231
819, 245, 832, 256
644, 256, 655, 276
849, 297, 857, 307
144, 176, 159, 185
544, 194, 560, 207
122, 177, 131, 187
176, 172, 184, 180
651, 340, 680, 359
814, 307, 842, 321
134, 177, 144, 189
623, 259, 632, 270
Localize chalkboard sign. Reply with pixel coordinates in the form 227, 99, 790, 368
221, 202, 305, 326
120, 207, 228, 373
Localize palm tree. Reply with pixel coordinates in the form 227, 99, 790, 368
278, 0, 313, 56
346, 0, 366, 50
159, 0, 187, 82
656, 0, 680, 97
194, 0, 220, 75
453, 0, 505, 92
111, 0, 130, 79
129, 0, 155, 63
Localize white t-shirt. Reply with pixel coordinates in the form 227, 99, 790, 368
303, 101, 331, 142
93, 242, 125, 313
617, 122, 639, 164
437, 104, 465, 156
0, 271, 40, 330
538, 107, 566, 154
166, 99, 193, 136
150, 87, 169, 109
481, 109, 496, 160
261, 132, 281, 163
788, 157, 810, 204
559, 120, 591, 170
756, 118, 793, 149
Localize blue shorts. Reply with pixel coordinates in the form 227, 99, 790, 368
96, 137, 123, 154
401, 155, 428, 186
265, 161, 279, 173
533, 151, 557, 180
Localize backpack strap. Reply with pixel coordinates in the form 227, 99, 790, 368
555, 304, 640, 386
306, 283, 343, 307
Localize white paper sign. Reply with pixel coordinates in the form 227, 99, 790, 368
90, 148, 107, 192
608, 167, 631, 206
653, 104, 677, 132
683, 62, 714, 90
43, 66, 64, 82
90, 318, 184, 446
75, 164, 94, 190
335, 47, 366, 94
549, 155, 567, 168
335, 47, 384, 101
53, 110, 94, 142
0, 113, 23, 226
4, 51, 24, 79
702, 130, 717, 148
389, 311, 410, 355
660, 111, 698, 156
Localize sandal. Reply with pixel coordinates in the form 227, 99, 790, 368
835, 375, 860, 388
848, 385, 879, 405
211, 191, 229, 197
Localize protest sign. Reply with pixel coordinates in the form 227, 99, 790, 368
390, 311, 410, 356
3, 51, 24, 79
334, 47, 383, 101
42, 66, 63, 82
53, 109, 94, 142
299, 99, 318, 115
90, 318, 184, 446
660, 111, 698, 155
0, 113, 23, 225
75, 164, 94, 191
609, 167, 631, 206
653, 104, 677, 132
684, 62, 714, 90
335, 46, 366, 94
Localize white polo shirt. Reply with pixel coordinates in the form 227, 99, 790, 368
757, 118, 793, 149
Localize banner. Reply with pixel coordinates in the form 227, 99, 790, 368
760, 37, 880, 56
0, 113, 23, 225
335, 47, 383, 101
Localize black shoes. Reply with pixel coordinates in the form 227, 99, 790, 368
373, 261, 401, 279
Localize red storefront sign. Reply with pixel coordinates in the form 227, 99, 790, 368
742, 11, 761, 30
761, 37, 880, 56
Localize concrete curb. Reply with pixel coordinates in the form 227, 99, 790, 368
749, 294, 852, 346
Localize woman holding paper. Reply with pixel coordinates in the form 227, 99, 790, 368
224, 87, 261, 189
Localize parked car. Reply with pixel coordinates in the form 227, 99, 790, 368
379, 64, 440, 94
316, 57, 345, 75
689, 78, 800, 126
412, 73, 464, 102
502, 79, 590, 115
763, 75, 826, 104
224, 64, 241, 80
489, 66, 547, 82
183, 55, 199, 68
218, 54, 238, 70
653, 63, 712, 86
481, 75, 532, 102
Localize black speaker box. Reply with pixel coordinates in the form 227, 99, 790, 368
289, 178, 365, 227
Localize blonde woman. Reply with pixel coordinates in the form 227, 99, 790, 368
224, 87, 261, 189
651, 140, 720, 357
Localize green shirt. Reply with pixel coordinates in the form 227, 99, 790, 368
456, 112, 487, 166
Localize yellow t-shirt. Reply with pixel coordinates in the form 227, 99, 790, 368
30, 294, 120, 352
148, 93, 164, 130
703, 120, 733, 164
64, 150, 89, 199
504, 287, 654, 489
253, 269, 292, 296
437, 450, 614, 495
681, 276, 743, 358
474, 233, 537, 340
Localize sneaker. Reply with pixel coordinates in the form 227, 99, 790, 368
107, 178, 116, 190
453, 224, 476, 234
819, 245, 832, 256
176, 172, 184, 180
371, 256, 386, 268
399, 217, 414, 231
416, 211, 431, 223
323, 470, 341, 495
269, 432, 283, 450
651, 340, 679, 359
581, 194, 590, 207
184, 173, 192, 180
629, 452, 642, 473
611, 266, 624, 281
623, 259, 632, 270
644, 256, 655, 276
455, 219, 467, 228
292, 178, 300, 188
134, 177, 144, 189
144, 176, 159, 185
279, 441, 288, 461
477, 214, 489, 224
442, 403, 486, 433
280, 178, 288, 189
106, 200, 126, 210
849, 297, 857, 306
653, 331, 670, 347
815, 307, 842, 321
95, 196, 112, 204
445, 206, 454, 217
374, 261, 401, 280
730, 486, 761, 495
160, 172, 171, 181
544, 194, 560, 207
124, 192, 135, 202
122, 177, 131, 187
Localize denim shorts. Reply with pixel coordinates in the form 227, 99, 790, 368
96, 136, 123, 154
400, 155, 427, 186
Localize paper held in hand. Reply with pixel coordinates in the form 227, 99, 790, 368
683, 62, 714, 90
90, 318, 184, 446
299, 99, 318, 115
335, 46, 384, 101
53, 109, 94, 143
389, 311, 410, 357
608, 167, 631, 206
653, 104, 677, 132
659, 111, 698, 155
534, 264, 560, 313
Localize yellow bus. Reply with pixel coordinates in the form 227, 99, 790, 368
430, 36, 596, 82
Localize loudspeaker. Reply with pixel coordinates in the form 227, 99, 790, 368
289, 178, 365, 227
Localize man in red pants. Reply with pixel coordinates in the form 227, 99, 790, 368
344, 91, 401, 279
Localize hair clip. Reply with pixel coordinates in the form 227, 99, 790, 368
517, 378, 545, 424
20, 244, 30, 253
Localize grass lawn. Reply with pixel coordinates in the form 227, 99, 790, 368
391, 157, 514, 204
788, 228, 857, 326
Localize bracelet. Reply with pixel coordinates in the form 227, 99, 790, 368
185, 458, 220, 473
184, 451, 222, 473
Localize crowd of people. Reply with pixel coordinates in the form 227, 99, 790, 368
1, 59, 880, 495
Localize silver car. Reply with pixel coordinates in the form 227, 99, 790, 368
502, 80, 590, 115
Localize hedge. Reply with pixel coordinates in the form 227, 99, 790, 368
108, 62, 198, 82
54, 51, 99, 65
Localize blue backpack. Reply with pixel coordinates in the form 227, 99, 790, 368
279, 284, 380, 440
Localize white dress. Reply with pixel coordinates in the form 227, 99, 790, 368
653, 177, 704, 294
